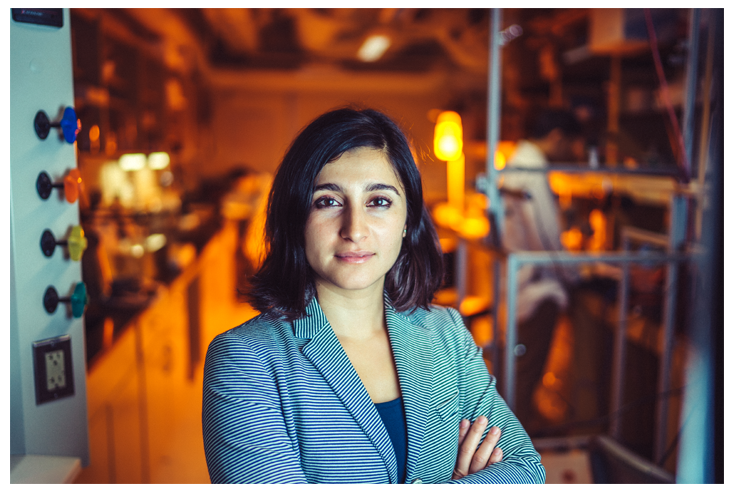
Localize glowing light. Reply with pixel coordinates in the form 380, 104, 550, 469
459, 296, 489, 317
148, 152, 170, 170
89, 125, 100, 142
432, 202, 463, 229
119, 153, 146, 171
496, 141, 517, 169
358, 34, 391, 62
130, 244, 145, 258
494, 150, 506, 170
460, 217, 489, 239
145, 233, 167, 252
447, 154, 465, 211
434, 111, 463, 162
588, 209, 607, 251
560, 227, 584, 251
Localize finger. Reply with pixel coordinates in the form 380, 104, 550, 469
489, 447, 503, 465
454, 416, 488, 478
457, 419, 470, 446
469, 426, 502, 474
452, 420, 471, 480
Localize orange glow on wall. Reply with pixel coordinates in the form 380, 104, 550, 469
434, 111, 463, 161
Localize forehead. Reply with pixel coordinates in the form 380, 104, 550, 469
316, 147, 403, 190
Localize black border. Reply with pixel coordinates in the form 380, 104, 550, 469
33, 335, 75, 405
11, 9, 63, 28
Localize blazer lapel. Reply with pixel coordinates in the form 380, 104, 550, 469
295, 297, 398, 483
384, 298, 433, 481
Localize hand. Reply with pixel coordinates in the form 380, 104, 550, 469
452, 416, 503, 480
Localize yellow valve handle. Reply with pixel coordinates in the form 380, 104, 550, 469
67, 225, 88, 261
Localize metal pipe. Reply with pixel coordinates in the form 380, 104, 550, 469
492, 258, 501, 384
456, 238, 467, 306
610, 235, 631, 440
683, 8, 700, 171
655, 194, 688, 463
655, 259, 679, 464
485, 8, 505, 243
504, 253, 519, 409
622, 226, 669, 248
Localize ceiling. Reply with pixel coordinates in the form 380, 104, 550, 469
119, 8, 496, 74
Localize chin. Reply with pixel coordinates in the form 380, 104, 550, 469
318, 274, 385, 294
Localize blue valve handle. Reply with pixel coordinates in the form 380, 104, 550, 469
43, 283, 87, 318
59, 107, 79, 144
34, 107, 79, 144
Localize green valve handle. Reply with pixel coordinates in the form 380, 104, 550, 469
40, 225, 87, 261
43, 283, 87, 318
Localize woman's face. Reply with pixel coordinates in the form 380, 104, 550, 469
304, 147, 408, 298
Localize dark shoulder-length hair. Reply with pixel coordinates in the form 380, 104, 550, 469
247, 107, 444, 321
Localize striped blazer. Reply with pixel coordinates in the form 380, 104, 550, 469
202, 295, 545, 484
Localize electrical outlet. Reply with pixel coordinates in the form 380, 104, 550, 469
33, 335, 75, 405
45, 350, 66, 390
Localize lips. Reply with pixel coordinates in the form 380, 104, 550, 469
335, 251, 374, 263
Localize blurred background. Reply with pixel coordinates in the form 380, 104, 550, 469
9, 8, 724, 484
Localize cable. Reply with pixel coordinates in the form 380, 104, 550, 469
644, 8, 690, 183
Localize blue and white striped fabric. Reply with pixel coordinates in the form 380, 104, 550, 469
202, 294, 546, 484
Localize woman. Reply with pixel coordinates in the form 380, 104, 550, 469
202, 108, 545, 484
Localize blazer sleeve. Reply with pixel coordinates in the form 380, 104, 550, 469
444, 307, 546, 484
202, 331, 308, 484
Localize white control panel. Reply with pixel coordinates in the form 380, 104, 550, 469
10, 8, 90, 466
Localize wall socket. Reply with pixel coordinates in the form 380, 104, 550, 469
33, 335, 75, 405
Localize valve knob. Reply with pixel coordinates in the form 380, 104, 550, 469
36, 169, 82, 203
43, 283, 88, 318
40, 225, 87, 261
34, 107, 80, 143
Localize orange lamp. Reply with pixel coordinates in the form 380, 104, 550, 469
434, 111, 463, 162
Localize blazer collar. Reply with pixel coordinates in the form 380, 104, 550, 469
297, 295, 398, 483
292, 295, 328, 340
295, 294, 434, 484
384, 299, 433, 482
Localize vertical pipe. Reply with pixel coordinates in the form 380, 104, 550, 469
682, 8, 700, 172
655, 261, 679, 464
504, 254, 519, 410
486, 8, 505, 241
610, 236, 631, 439
456, 239, 467, 307
676, 13, 722, 477
492, 258, 501, 382
606, 55, 622, 166
654, 194, 687, 463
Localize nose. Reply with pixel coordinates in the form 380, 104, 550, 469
340, 204, 368, 243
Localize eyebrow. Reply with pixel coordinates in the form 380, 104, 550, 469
313, 182, 401, 196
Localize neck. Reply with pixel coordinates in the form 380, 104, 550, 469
315, 280, 386, 341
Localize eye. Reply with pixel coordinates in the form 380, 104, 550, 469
314, 196, 341, 209
368, 196, 392, 208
